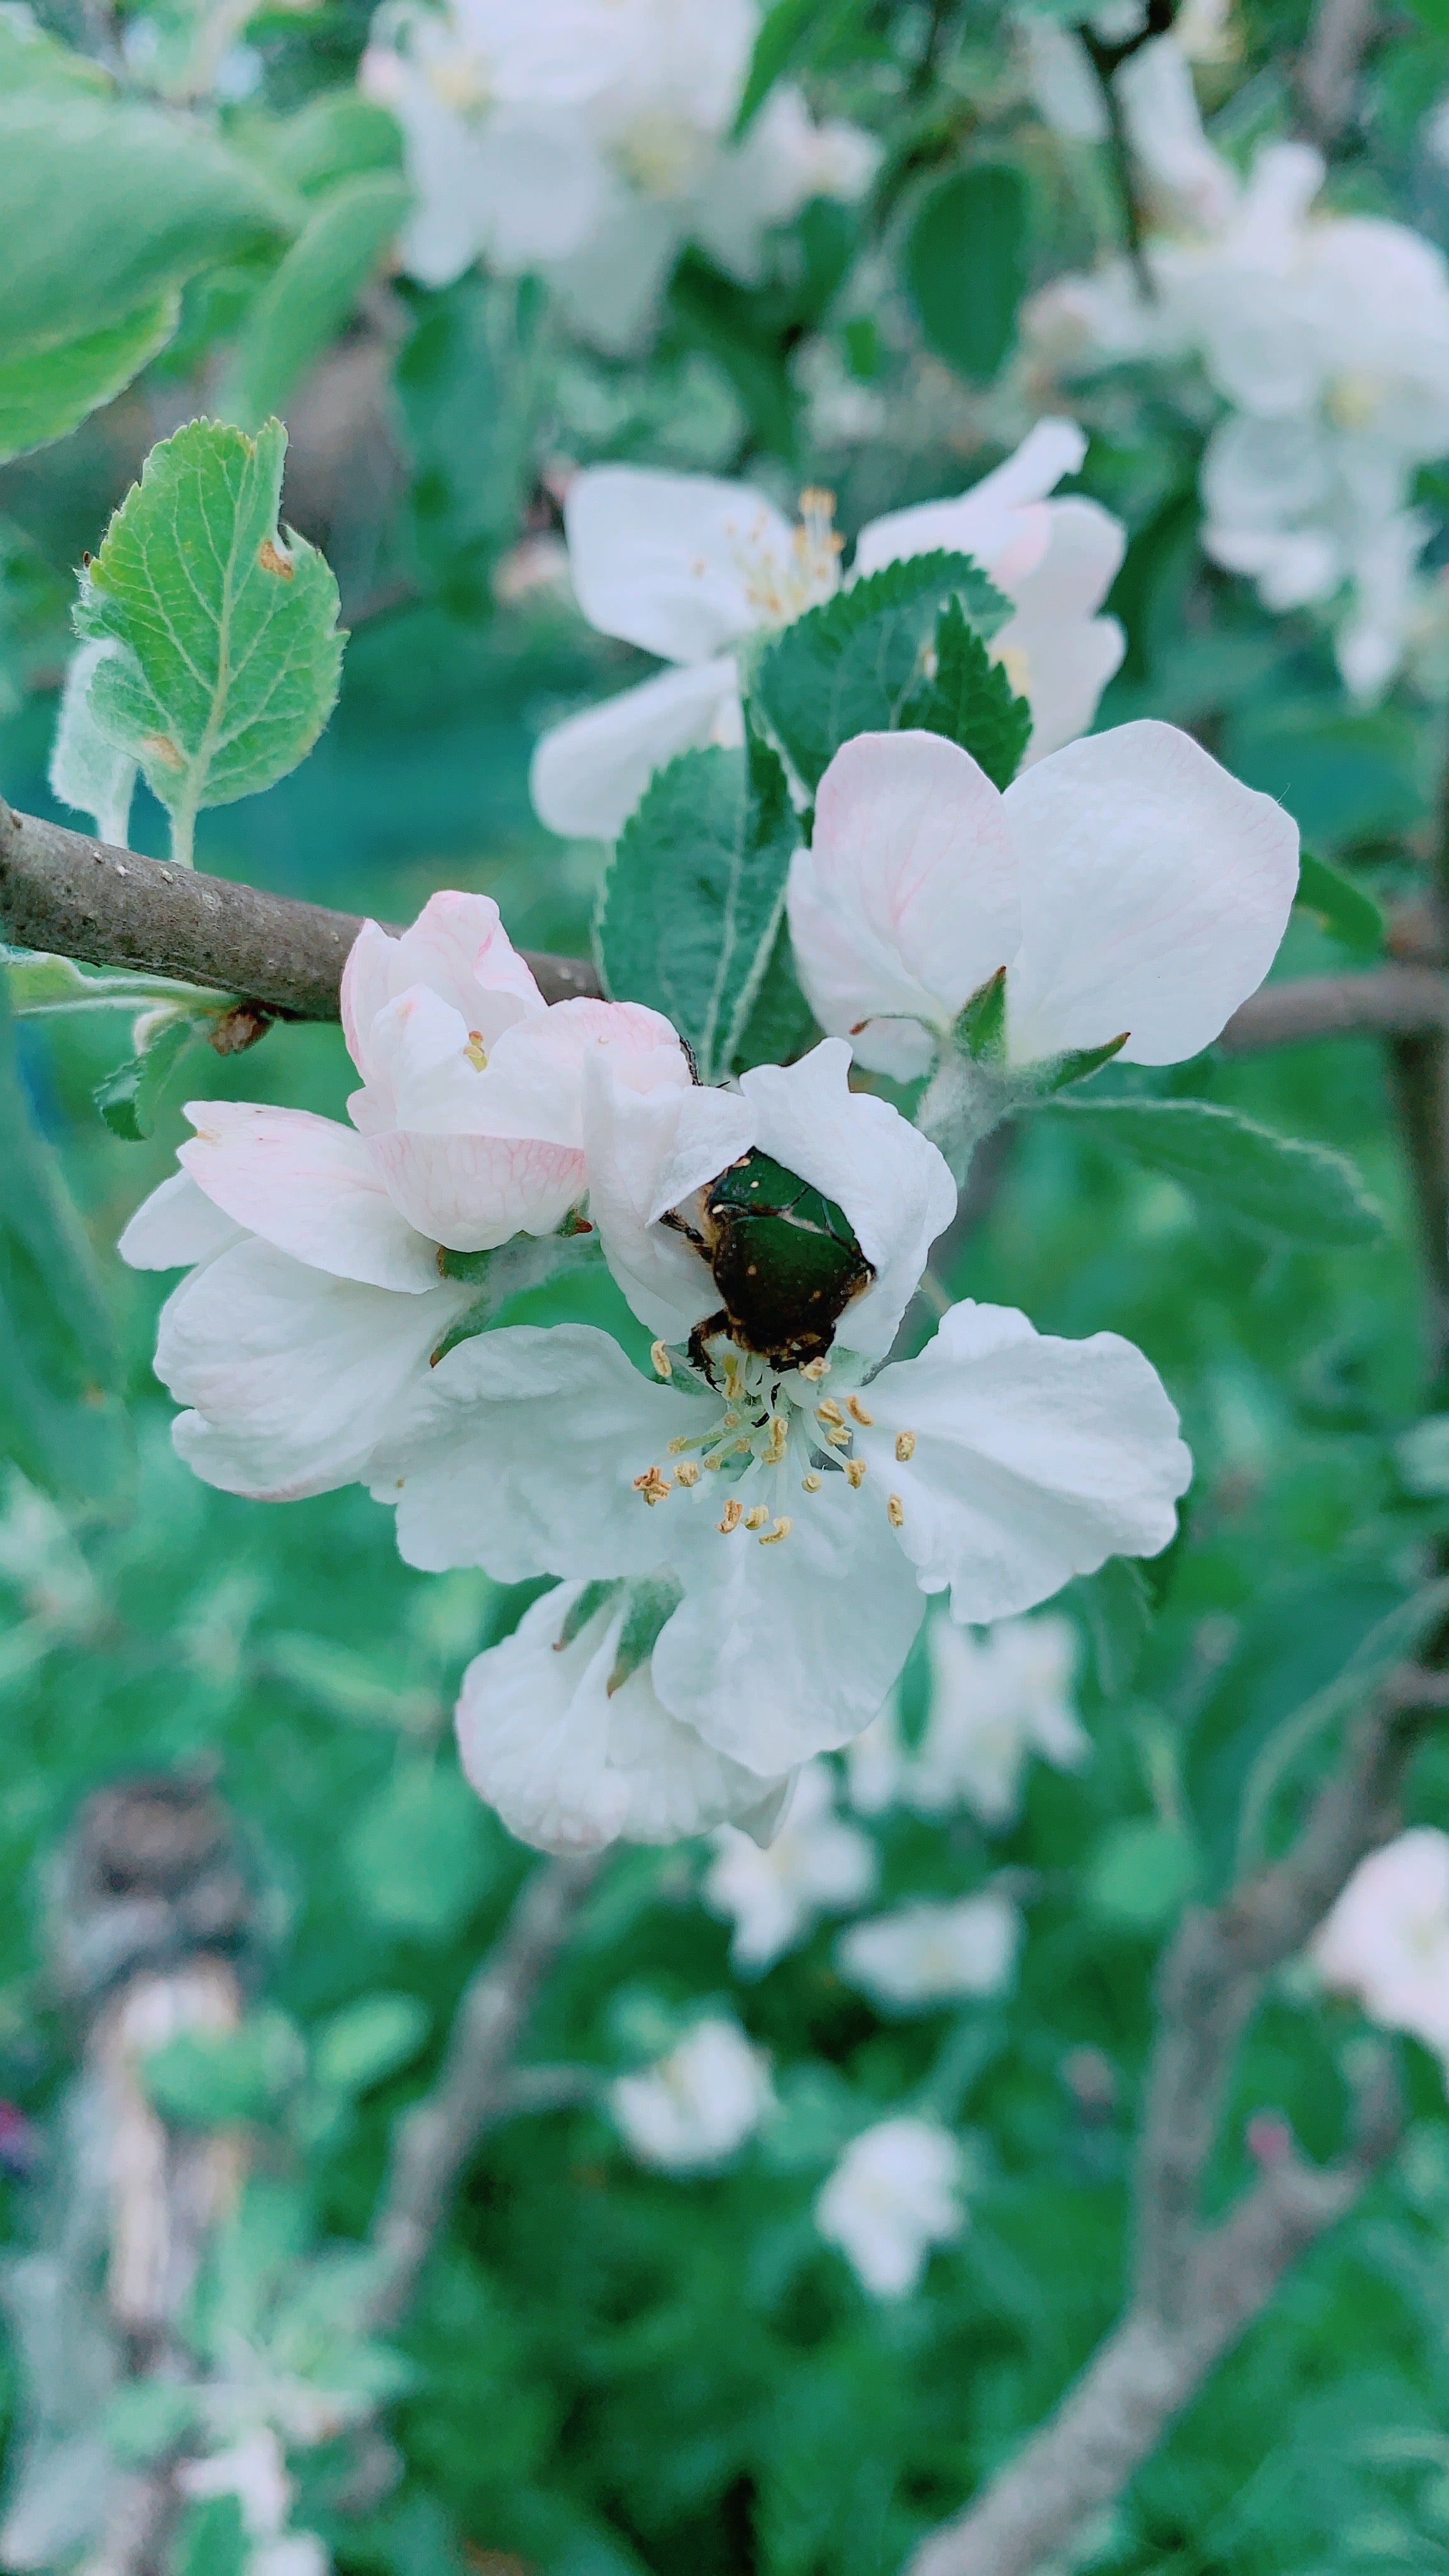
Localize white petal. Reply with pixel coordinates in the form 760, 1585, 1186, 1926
177, 1104, 440, 1292
158, 1238, 467, 1501
836, 1892, 1021, 2007
1006, 610, 1126, 767
582, 1050, 753, 1341
365, 1128, 584, 1250
858, 1299, 1192, 1622
479, 999, 688, 1148
565, 465, 797, 663
455, 1584, 791, 1855
370, 1323, 699, 1579
652, 1467, 924, 1771
1008, 497, 1124, 623
343, 892, 541, 1096
530, 657, 741, 842
853, 420, 1087, 587
792, 730, 1023, 1053
731, 1041, 958, 1358
118, 1170, 245, 1271
1003, 720, 1299, 1065
544, 192, 681, 355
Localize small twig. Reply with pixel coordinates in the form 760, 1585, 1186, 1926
363, 1855, 604, 2331
904, 1665, 1449, 2576
1219, 967, 1449, 1052
1296, 0, 1375, 147
1077, 0, 1177, 297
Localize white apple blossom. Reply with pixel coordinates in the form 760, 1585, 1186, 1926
456, 1577, 794, 1853
178, 2431, 329, 2576
1027, 127, 1449, 698
611, 2014, 774, 2169
848, 1612, 1087, 1828
1313, 1828, 1449, 2068
363, 0, 877, 348
530, 421, 1126, 840
835, 1890, 1021, 2009
703, 1760, 877, 1970
370, 1040, 1191, 1807
814, 2116, 966, 2297
120, 892, 686, 1501
785, 719, 1299, 1085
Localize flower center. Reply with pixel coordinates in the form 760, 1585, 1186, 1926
631, 1346, 911, 1546
427, 54, 493, 113
1326, 371, 1387, 431
733, 489, 844, 630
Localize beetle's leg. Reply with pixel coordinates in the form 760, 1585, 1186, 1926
660, 1206, 709, 1255
688, 1311, 732, 1389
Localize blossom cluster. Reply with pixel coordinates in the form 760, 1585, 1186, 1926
360, 0, 878, 350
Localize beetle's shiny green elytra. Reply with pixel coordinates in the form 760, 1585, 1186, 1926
699, 1150, 874, 1370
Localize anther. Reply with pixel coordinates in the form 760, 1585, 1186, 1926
718, 1499, 743, 1533
667, 1435, 692, 1453
743, 1505, 770, 1531
675, 1460, 701, 1486
887, 1494, 905, 1528
651, 1340, 673, 1379
896, 1431, 916, 1462
758, 1516, 793, 1545
845, 1458, 867, 1488
799, 1356, 828, 1381
847, 1395, 874, 1426
816, 1398, 845, 1427
464, 1030, 488, 1070
801, 1472, 823, 1492
723, 1410, 741, 1429
633, 1465, 672, 1506
762, 1416, 788, 1465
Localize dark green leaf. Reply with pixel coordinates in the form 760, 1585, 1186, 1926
953, 965, 1007, 1061
395, 275, 547, 608
175, 2497, 247, 2576
598, 730, 801, 1085
899, 595, 1031, 786
730, 913, 819, 1075
1048, 1097, 1385, 1246
1294, 850, 1385, 958
904, 163, 1030, 384
667, 252, 800, 460
753, 549, 1012, 792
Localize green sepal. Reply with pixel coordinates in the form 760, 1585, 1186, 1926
952, 965, 1007, 1063
608, 1574, 685, 1698
1031, 1029, 1131, 1096
93, 1006, 216, 1140
436, 1245, 492, 1284
556, 1580, 624, 1652
431, 1231, 600, 1364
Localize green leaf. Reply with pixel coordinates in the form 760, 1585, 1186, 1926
345, 1763, 493, 1939
899, 596, 1031, 787
904, 164, 1030, 384
218, 173, 411, 433
175, 2497, 247, 2576
598, 730, 801, 1085
313, 1992, 431, 2096
0, 91, 287, 464
395, 274, 548, 608
142, 2009, 305, 2125
269, 94, 405, 199
92, 1006, 216, 1141
730, 913, 819, 1075
75, 418, 344, 860
0, 13, 113, 91
1048, 1097, 1386, 1247
48, 643, 138, 847
753, 550, 1012, 792
734, 0, 824, 130
0, 979, 127, 1500
1086, 1819, 1201, 1929
667, 252, 801, 460
0, 295, 179, 472
1294, 850, 1385, 958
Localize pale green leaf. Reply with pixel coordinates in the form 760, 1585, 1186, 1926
75, 417, 344, 856
92, 1007, 215, 1141
1294, 849, 1385, 958
48, 642, 138, 847
1048, 1096, 1385, 1246
1086, 1819, 1201, 1929
313, 1992, 431, 2096
0, 294, 179, 470
345, 1764, 492, 1940
598, 729, 801, 1084
0, 11, 113, 90
218, 173, 411, 433
752, 550, 1012, 792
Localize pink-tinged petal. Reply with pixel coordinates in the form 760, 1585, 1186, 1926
342, 892, 543, 1089
565, 465, 797, 662
530, 657, 741, 843
157, 1238, 470, 1501
1003, 721, 1299, 1065
793, 731, 1022, 1050
365, 1129, 585, 1252
118, 1170, 245, 1271
853, 420, 1087, 586
858, 1300, 1192, 1622
728, 1043, 957, 1358
479, 998, 688, 1148
178, 1104, 439, 1292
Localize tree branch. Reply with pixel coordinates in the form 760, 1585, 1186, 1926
0, 801, 602, 1018
904, 1665, 1449, 2576
363, 1854, 603, 2331
1296, 0, 1375, 147
1218, 967, 1449, 1052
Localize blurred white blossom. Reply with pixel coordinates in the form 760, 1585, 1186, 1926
836, 1892, 1022, 2009
1313, 1828, 1449, 2066
704, 1761, 878, 1970
611, 2014, 774, 2168
848, 1613, 1087, 1828
178, 2429, 330, 2576
814, 2116, 967, 2296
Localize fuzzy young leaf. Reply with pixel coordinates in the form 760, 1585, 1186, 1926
48, 643, 137, 847
753, 550, 1012, 792
1050, 1097, 1385, 1246
899, 597, 1031, 788
92, 1008, 216, 1143
218, 173, 411, 433
599, 730, 800, 1084
75, 418, 344, 862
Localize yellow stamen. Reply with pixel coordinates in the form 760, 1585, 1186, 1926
845, 1458, 867, 1488
667, 1434, 694, 1454
816, 1398, 845, 1427
824, 1426, 852, 1449
799, 1355, 829, 1381
896, 1431, 916, 1462
887, 1493, 905, 1528
651, 1340, 673, 1380
801, 1472, 823, 1492
633, 1465, 672, 1506
847, 1394, 874, 1426
743, 1504, 770, 1531
723, 1410, 741, 1430
718, 1499, 743, 1533
675, 1460, 701, 1487
758, 1516, 793, 1545
762, 1415, 788, 1465
464, 1030, 488, 1070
